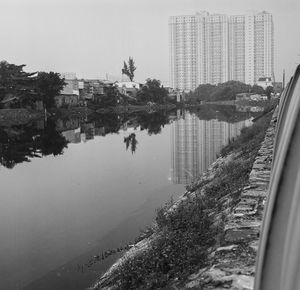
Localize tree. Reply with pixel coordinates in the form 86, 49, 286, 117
186, 81, 253, 103
137, 79, 168, 104
137, 111, 170, 135
0, 120, 68, 169
188, 84, 216, 102
265, 86, 274, 100
122, 57, 136, 81
35, 72, 65, 109
34, 119, 68, 156
98, 85, 119, 107
124, 133, 138, 154
251, 85, 265, 95
186, 81, 270, 103
0, 61, 65, 109
0, 60, 37, 104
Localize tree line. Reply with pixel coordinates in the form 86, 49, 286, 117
0, 59, 170, 110
0, 120, 68, 169
0, 61, 65, 109
186, 80, 274, 103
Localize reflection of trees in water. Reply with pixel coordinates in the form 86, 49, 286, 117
0, 110, 173, 168
0, 120, 68, 169
34, 121, 69, 156
0, 107, 256, 168
124, 133, 138, 154
122, 111, 172, 154
94, 110, 172, 136
94, 113, 122, 135
187, 105, 258, 123
135, 111, 171, 135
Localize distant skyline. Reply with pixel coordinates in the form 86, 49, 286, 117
0, 0, 299, 85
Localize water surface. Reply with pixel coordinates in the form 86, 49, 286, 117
0, 106, 256, 289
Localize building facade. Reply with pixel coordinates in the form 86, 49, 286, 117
229, 15, 245, 82
169, 14, 199, 91
169, 11, 274, 90
206, 14, 229, 85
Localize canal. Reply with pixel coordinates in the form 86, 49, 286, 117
0, 105, 258, 289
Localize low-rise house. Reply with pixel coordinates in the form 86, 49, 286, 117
61, 79, 79, 96
273, 82, 283, 94
115, 81, 140, 90
94, 126, 106, 136
115, 81, 141, 97
250, 106, 264, 112
62, 128, 81, 144
256, 77, 273, 89
250, 94, 268, 101
55, 94, 79, 108
78, 79, 105, 102
236, 93, 251, 101
166, 87, 184, 103
87, 80, 105, 95
236, 93, 267, 101
56, 118, 80, 131
81, 122, 95, 140
61, 72, 77, 80
57, 73, 80, 108
250, 94, 261, 101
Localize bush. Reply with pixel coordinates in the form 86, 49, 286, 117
110, 195, 216, 289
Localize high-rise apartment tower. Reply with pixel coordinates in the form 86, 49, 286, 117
169, 11, 274, 91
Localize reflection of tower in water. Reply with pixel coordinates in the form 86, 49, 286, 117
171, 112, 251, 184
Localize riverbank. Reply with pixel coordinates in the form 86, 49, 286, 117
90, 106, 276, 289
0, 104, 177, 126
0, 100, 274, 126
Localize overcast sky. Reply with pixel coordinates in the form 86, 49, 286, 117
1, 0, 299, 85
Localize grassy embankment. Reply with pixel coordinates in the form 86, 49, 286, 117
94, 104, 276, 290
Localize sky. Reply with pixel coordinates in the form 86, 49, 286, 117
0, 0, 299, 85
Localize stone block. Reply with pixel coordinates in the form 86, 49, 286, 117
225, 228, 258, 243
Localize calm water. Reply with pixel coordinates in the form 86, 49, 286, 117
0, 105, 256, 289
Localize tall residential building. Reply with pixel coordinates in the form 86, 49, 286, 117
169, 11, 274, 90
206, 14, 229, 85
229, 15, 245, 82
169, 12, 228, 90
169, 14, 199, 91
245, 11, 274, 85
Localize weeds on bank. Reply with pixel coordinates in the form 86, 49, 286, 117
108, 195, 217, 290
100, 109, 273, 290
